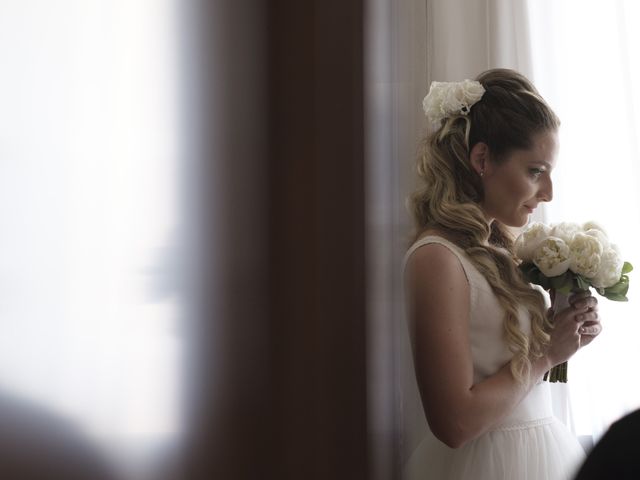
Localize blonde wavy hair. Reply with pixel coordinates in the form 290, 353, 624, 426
409, 68, 560, 383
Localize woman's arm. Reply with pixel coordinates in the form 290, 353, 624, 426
405, 243, 598, 448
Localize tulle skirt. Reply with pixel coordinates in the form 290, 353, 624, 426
404, 417, 585, 480
403, 384, 586, 480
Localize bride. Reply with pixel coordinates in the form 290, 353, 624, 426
402, 69, 602, 479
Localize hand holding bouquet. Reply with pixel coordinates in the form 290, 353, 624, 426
515, 221, 632, 382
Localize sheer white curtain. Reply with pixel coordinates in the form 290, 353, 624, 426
0, 2, 184, 478
527, 0, 640, 441
366, 0, 427, 477
426, 0, 533, 83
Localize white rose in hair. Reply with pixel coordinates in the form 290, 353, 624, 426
568, 232, 604, 277
442, 87, 461, 114
592, 246, 624, 288
515, 222, 551, 261
533, 237, 571, 277
550, 222, 581, 244
457, 79, 485, 112
422, 82, 447, 120
422, 80, 485, 124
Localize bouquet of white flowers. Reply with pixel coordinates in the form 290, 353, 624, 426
515, 221, 632, 382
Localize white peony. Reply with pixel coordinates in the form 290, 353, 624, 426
584, 228, 610, 250
422, 82, 447, 120
568, 232, 604, 278
515, 222, 551, 261
582, 221, 607, 234
549, 222, 581, 244
592, 245, 624, 288
457, 79, 486, 107
422, 79, 485, 124
533, 237, 571, 277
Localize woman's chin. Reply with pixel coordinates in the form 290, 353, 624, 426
499, 214, 529, 229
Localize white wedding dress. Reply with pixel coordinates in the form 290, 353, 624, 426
401, 236, 585, 480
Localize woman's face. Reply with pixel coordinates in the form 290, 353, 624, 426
481, 130, 558, 227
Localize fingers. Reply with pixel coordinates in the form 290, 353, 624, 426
576, 315, 602, 354
574, 309, 598, 323
555, 300, 598, 324
579, 323, 602, 336
551, 291, 603, 349
578, 322, 602, 348
570, 295, 598, 311
570, 296, 599, 332
574, 301, 601, 334
568, 291, 589, 305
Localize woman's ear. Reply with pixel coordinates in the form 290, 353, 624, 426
469, 142, 489, 177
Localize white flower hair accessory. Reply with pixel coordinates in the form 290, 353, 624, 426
422, 79, 486, 126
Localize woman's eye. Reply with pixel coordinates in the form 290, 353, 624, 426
529, 168, 544, 178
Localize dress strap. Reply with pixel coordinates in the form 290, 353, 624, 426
404, 235, 464, 266
403, 236, 504, 294
404, 235, 474, 280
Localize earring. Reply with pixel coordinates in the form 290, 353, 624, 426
479, 170, 484, 177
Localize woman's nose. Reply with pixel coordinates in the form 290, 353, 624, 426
538, 177, 553, 202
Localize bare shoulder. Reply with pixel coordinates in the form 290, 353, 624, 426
406, 241, 468, 289
405, 243, 470, 333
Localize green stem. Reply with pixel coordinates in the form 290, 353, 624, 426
545, 361, 568, 383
